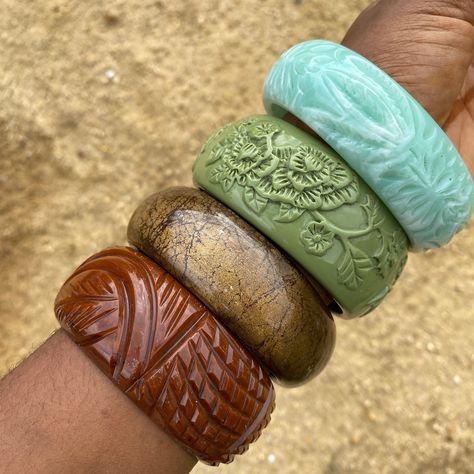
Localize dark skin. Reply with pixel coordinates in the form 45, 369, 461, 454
0, 331, 197, 474
342, 0, 474, 176
0, 1, 472, 473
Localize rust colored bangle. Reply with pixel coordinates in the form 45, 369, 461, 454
54, 247, 275, 465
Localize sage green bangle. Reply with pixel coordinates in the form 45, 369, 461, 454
193, 115, 408, 317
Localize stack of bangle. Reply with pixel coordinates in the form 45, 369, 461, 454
55, 40, 473, 465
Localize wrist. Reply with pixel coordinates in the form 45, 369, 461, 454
0, 330, 196, 474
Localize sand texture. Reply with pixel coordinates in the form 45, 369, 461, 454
1, 1, 473, 473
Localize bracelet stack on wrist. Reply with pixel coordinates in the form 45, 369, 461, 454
54, 39, 473, 465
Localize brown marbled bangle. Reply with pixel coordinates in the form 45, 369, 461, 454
54, 247, 275, 465
127, 187, 336, 386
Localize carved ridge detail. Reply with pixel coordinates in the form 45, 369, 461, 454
55, 247, 275, 465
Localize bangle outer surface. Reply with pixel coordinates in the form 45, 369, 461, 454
55, 247, 275, 465
127, 187, 336, 384
263, 40, 474, 250
193, 116, 408, 317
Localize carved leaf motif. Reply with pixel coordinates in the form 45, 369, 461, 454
288, 149, 306, 172
207, 146, 226, 166
274, 203, 305, 223
271, 168, 292, 191
321, 161, 353, 189
350, 55, 410, 132
361, 195, 385, 229
316, 112, 392, 158
373, 229, 407, 279
274, 146, 294, 164
208, 165, 224, 183
287, 169, 321, 192
55, 247, 275, 466
319, 70, 405, 146
68, 272, 116, 299
209, 165, 235, 192
319, 180, 359, 211
221, 177, 235, 192
55, 272, 119, 334
294, 188, 322, 210
337, 247, 373, 290
243, 186, 268, 214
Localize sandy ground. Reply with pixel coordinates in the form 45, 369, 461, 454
1, 1, 473, 473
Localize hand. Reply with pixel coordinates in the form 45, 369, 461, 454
342, 0, 474, 176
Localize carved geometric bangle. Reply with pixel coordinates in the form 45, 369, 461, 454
193, 115, 408, 318
127, 187, 336, 384
263, 40, 474, 251
54, 247, 275, 465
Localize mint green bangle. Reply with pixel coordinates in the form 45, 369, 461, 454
263, 40, 474, 251
193, 115, 408, 318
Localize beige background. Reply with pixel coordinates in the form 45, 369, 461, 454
1, 1, 473, 473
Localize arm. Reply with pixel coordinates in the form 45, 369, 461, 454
0, 330, 196, 474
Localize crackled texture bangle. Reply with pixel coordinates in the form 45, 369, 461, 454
55, 247, 275, 465
127, 187, 336, 385
263, 40, 474, 251
193, 115, 408, 318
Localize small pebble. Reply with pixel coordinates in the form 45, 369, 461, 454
267, 453, 276, 464
105, 69, 117, 82
432, 422, 443, 434
426, 342, 435, 352
446, 424, 455, 442
351, 432, 362, 444
103, 12, 121, 26
453, 375, 462, 385
367, 410, 377, 422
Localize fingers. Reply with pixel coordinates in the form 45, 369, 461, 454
421, 0, 474, 25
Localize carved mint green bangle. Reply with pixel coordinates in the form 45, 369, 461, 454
263, 40, 474, 251
193, 115, 408, 318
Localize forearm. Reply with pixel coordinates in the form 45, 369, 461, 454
0, 330, 196, 474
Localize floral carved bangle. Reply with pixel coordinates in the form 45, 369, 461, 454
263, 40, 474, 251
55, 247, 275, 465
193, 115, 408, 318
127, 187, 336, 384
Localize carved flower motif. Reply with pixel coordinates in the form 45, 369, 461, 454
285, 146, 330, 190
227, 142, 260, 174
255, 145, 357, 211
208, 143, 278, 190
207, 121, 359, 211
300, 221, 335, 256
249, 122, 278, 139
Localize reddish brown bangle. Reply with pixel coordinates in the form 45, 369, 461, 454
54, 247, 275, 465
